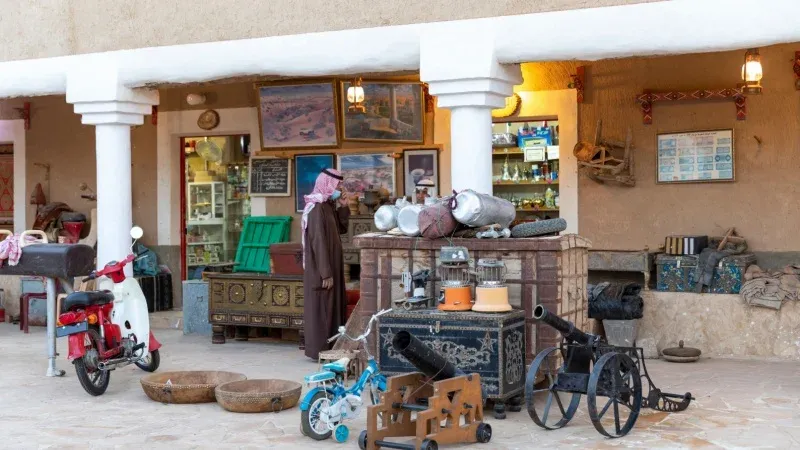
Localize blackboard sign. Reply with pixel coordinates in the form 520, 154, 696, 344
249, 157, 291, 196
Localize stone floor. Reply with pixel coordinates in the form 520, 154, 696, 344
1, 325, 798, 449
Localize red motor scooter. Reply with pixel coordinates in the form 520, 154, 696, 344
56, 226, 162, 396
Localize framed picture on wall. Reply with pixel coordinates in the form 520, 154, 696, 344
294, 154, 336, 212
403, 148, 439, 198
337, 153, 396, 198
656, 129, 734, 183
255, 81, 340, 150
340, 80, 425, 144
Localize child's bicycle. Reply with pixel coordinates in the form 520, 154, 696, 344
300, 308, 392, 442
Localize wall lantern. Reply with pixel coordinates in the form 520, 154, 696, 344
186, 93, 207, 106
741, 48, 763, 95
346, 77, 366, 114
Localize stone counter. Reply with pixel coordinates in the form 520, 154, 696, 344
638, 291, 800, 360
347, 233, 592, 363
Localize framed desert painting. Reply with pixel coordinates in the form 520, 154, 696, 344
337, 153, 396, 198
256, 81, 339, 150
340, 80, 424, 144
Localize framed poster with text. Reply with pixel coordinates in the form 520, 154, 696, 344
656, 129, 734, 184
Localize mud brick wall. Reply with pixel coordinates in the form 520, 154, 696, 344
336, 233, 591, 364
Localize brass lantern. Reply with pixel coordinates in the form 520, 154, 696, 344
741, 48, 763, 95
346, 77, 366, 114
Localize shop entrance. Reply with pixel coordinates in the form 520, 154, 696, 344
180, 135, 251, 280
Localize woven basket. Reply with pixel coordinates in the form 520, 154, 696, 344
140, 371, 247, 404
215, 379, 302, 413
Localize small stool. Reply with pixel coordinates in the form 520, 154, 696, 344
318, 349, 364, 383
19, 293, 47, 334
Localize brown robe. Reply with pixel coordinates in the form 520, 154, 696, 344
303, 201, 350, 359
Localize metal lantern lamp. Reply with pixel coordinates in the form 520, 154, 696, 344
347, 77, 366, 114
741, 48, 763, 95
472, 258, 512, 312
438, 247, 473, 311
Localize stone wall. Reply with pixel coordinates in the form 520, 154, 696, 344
638, 291, 800, 360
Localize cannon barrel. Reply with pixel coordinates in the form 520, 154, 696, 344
533, 304, 592, 345
392, 330, 465, 381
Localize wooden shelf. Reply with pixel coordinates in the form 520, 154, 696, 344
494, 180, 558, 186
516, 207, 560, 212
492, 149, 524, 155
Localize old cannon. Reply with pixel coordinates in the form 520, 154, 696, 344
359, 330, 491, 450
525, 305, 694, 438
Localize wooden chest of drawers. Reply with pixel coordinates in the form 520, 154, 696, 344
206, 272, 304, 347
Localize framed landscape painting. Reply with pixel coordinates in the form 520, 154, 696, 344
256, 81, 339, 150
337, 153, 396, 198
294, 154, 335, 212
340, 81, 424, 144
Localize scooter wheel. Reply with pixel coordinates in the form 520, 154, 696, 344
334, 424, 349, 443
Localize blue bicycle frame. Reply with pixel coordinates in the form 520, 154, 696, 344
299, 358, 386, 411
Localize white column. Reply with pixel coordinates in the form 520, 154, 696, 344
67, 68, 158, 276
420, 28, 522, 193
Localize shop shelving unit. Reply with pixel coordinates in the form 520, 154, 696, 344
491, 116, 561, 219
186, 181, 228, 268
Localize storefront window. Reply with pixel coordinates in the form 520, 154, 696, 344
183, 135, 251, 279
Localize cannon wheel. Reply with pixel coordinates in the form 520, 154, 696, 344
587, 352, 643, 438
525, 347, 581, 430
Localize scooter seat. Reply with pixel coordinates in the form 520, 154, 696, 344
61, 290, 115, 313
322, 358, 350, 374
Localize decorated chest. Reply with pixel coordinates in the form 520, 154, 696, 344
377, 309, 526, 401
206, 272, 304, 330
656, 253, 755, 294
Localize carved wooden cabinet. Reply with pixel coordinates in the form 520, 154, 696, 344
206, 272, 304, 347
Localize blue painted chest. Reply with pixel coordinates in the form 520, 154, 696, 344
377, 309, 526, 402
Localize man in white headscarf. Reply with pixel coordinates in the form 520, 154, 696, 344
301, 168, 350, 359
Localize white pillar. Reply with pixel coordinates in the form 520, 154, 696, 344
66, 68, 158, 275
420, 29, 522, 193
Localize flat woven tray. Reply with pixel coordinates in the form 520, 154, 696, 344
215, 379, 302, 413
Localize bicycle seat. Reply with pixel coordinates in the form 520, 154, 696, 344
61, 290, 115, 313
322, 358, 350, 374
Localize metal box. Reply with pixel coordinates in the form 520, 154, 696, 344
378, 308, 526, 418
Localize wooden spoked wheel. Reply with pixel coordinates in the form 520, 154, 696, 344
587, 352, 643, 438
524, 347, 581, 430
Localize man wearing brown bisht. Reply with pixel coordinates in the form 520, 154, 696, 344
301, 168, 350, 360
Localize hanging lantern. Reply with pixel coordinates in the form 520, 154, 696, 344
741, 48, 763, 95
346, 77, 366, 114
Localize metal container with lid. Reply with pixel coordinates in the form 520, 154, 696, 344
374, 204, 399, 231
451, 190, 516, 229
397, 204, 424, 236
661, 340, 701, 363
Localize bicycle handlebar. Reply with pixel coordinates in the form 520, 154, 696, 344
328, 308, 392, 344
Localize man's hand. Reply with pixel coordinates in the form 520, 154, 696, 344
321, 277, 334, 290
338, 192, 349, 207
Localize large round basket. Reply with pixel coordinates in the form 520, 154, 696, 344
140, 371, 247, 404
215, 379, 302, 413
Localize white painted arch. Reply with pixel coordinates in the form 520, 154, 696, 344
0, 119, 26, 233
1, 0, 800, 97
